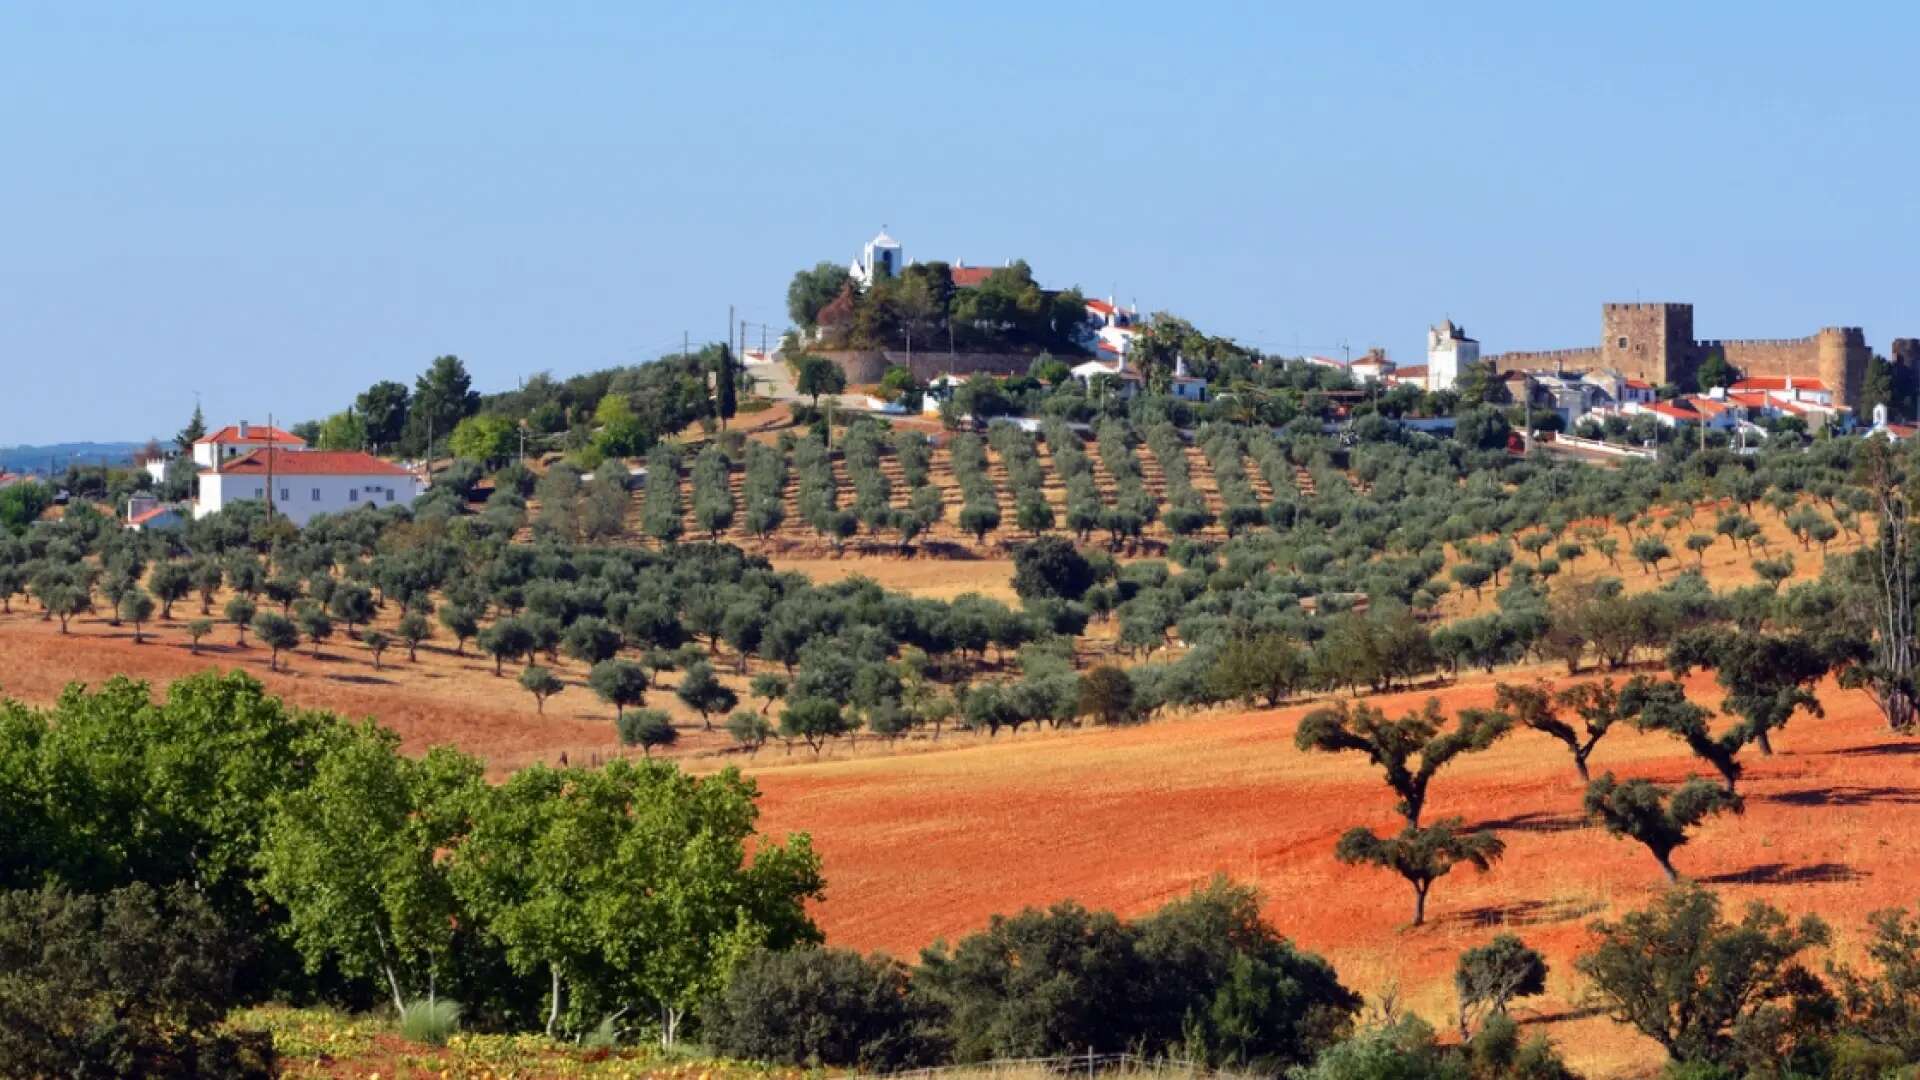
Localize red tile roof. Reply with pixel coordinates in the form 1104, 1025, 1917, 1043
204, 449, 412, 477
1391, 364, 1429, 379
128, 505, 177, 525
951, 266, 994, 287
1097, 341, 1122, 354
1624, 378, 1654, 390
1647, 402, 1699, 420
195, 424, 306, 446
1731, 377, 1829, 393
1085, 298, 1116, 315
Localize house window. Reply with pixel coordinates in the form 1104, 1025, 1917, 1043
349, 489, 358, 502
311, 488, 320, 501
385, 489, 395, 503
279, 488, 289, 502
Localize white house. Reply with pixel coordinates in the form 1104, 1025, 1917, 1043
192, 422, 307, 469
1169, 355, 1208, 402
195, 449, 425, 526
1084, 297, 1141, 355
1348, 349, 1393, 384
124, 495, 185, 532
1426, 319, 1479, 392
1070, 347, 1145, 400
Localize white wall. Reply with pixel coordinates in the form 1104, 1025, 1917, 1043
197, 471, 424, 526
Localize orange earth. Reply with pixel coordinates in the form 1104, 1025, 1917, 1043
746, 671, 1919, 1076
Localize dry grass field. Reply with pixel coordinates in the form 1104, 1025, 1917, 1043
747, 669, 1916, 1076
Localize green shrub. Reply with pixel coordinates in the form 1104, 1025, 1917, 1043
398, 998, 462, 1046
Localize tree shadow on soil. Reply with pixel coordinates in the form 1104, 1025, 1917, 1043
1438, 896, 1604, 930
1764, 785, 1920, 807
1469, 810, 1589, 835
1700, 862, 1864, 886
1828, 741, 1920, 758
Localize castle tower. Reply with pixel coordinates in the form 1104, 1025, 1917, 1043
1816, 326, 1870, 410
1601, 303, 1694, 386
1426, 319, 1478, 392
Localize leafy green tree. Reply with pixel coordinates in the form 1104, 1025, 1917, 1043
726, 709, 773, 755
675, 659, 738, 731
438, 604, 479, 656
1696, 350, 1736, 390
0, 481, 51, 534
1076, 665, 1136, 726
1577, 886, 1831, 1068
1497, 679, 1619, 782
478, 617, 535, 676
448, 414, 517, 466
252, 613, 299, 671
409, 355, 479, 457
41, 583, 86, 635
561, 616, 622, 667
1334, 821, 1505, 927
781, 697, 854, 754
588, 658, 650, 722
397, 611, 432, 661
1622, 676, 1748, 793
362, 629, 391, 670
1011, 535, 1096, 602
1212, 633, 1307, 707
1454, 934, 1548, 1039
257, 727, 483, 1011
315, 408, 368, 451
186, 618, 213, 654
174, 402, 208, 452
448, 760, 823, 1040
750, 672, 788, 715
787, 262, 854, 329
1295, 697, 1510, 827
0, 882, 274, 1079
1583, 773, 1740, 882
224, 595, 256, 647
148, 561, 191, 620
296, 605, 334, 659
617, 708, 679, 757
705, 947, 943, 1069
1831, 905, 1920, 1057
355, 380, 411, 451
518, 665, 565, 714
1668, 628, 1830, 756
794, 354, 847, 409
119, 588, 156, 644
1631, 535, 1672, 578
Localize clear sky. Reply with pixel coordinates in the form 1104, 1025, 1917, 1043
3, 2, 1915, 445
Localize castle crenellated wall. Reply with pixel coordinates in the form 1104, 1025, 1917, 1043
1487, 347, 1601, 373
1488, 304, 1880, 408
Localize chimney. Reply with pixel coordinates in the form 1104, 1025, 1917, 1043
238, 420, 250, 439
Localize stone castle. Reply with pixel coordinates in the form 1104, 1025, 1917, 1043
1487, 303, 1881, 408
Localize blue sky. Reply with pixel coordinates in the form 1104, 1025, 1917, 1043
3, 2, 1915, 444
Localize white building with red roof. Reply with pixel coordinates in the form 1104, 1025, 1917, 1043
1729, 376, 1834, 408
191, 421, 307, 469
196, 448, 424, 526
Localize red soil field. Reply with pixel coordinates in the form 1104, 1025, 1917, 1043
747, 671, 1920, 1076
